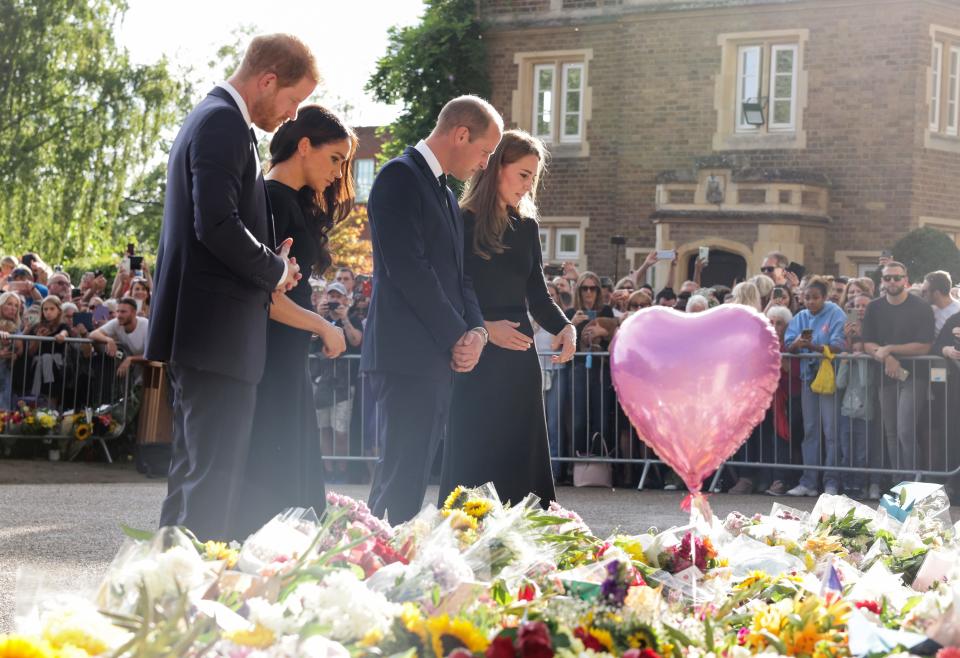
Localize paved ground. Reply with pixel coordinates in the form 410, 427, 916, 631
0, 459, 844, 634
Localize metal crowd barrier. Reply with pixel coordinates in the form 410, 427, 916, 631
314, 351, 960, 492
0, 334, 131, 462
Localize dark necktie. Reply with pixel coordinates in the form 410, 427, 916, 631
438, 173, 446, 189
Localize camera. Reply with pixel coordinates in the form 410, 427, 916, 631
326, 301, 340, 313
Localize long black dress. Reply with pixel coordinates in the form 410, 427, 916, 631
233, 180, 326, 538
439, 211, 571, 507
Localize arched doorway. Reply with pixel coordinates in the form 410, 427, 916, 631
686, 249, 747, 288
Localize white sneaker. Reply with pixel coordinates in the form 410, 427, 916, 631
824, 484, 839, 496
786, 484, 819, 497
663, 483, 678, 491
868, 484, 881, 500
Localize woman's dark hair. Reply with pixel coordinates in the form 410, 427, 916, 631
130, 277, 151, 305
268, 104, 357, 276
805, 276, 829, 297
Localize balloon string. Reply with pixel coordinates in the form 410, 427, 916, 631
689, 500, 697, 607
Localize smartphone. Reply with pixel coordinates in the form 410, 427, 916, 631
586, 310, 598, 321
787, 261, 806, 280
326, 301, 340, 312
698, 246, 710, 264
772, 286, 786, 299
73, 312, 94, 332
129, 255, 143, 275
801, 328, 813, 340
543, 264, 563, 277
361, 280, 373, 298
93, 305, 111, 324
127, 243, 136, 257
845, 309, 859, 324
656, 249, 676, 261
71, 287, 81, 299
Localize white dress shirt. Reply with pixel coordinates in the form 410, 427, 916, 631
415, 140, 444, 180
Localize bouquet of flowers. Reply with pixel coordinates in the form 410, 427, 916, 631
2, 400, 59, 436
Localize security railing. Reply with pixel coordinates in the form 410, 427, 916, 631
0, 334, 132, 462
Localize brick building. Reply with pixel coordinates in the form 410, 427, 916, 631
478, 0, 960, 288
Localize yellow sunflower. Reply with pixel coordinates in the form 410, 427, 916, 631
0, 634, 55, 658
442, 509, 478, 531
203, 541, 239, 568
735, 570, 770, 591
73, 424, 92, 442
401, 602, 426, 638
223, 624, 275, 649
587, 628, 614, 653
424, 615, 489, 658
463, 499, 493, 520
625, 624, 658, 651
443, 486, 467, 511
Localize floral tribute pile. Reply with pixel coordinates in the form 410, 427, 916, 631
6, 482, 960, 658
0, 401, 119, 441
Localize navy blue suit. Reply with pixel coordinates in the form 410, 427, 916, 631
147, 86, 285, 540
362, 146, 483, 523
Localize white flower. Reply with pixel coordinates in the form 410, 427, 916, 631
247, 597, 293, 636
893, 531, 925, 558
118, 545, 208, 600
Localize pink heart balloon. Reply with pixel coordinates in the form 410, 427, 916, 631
610, 305, 781, 494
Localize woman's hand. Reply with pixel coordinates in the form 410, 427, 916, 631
789, 337, 810, 353
551, 325, 577, 363
317, 322, 346, 358
485, 320, 532, 351
54, 330, 67, 343
943, 346, 960, 361
582, 323, 609, 344
571, 309, 589, 326
843, 321, 860, 338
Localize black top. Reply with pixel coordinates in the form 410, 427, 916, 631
463, 210, 569, 335
265, 180, 321, 311
933, 310, 960, 356
861, 294, 935, 347
565, 304, 615, 349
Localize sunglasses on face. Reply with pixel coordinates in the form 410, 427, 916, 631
882, 275, 904, 282
760, 266, 777, 274
580, 285, 600, 292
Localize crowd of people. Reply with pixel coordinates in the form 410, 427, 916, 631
4, 244, 959, 502
534, 250, 960, 501
0, 252, 151, 421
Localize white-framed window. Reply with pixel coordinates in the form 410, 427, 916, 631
532, 64, 555, 140
769, 44, 798, 130
932, 41, 943, 130
354, 158, 375, 203
527, 60, 587, 144
538, 228, 550, 257
555, 228, 581, 260
948, 46, 960, 136
736, 45, 762, 132
560, 63, 584, 143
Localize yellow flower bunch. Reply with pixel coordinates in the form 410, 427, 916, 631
401, 602, 426, 637
41, 607, 127, 656
746, 594, 851, 658
441, 509, 478, 531
37, 413, 57, 430
587, 627, 614, 652
443, 486, 467, 511
423, 615, 489, 658
803, 533, 848, 559
203, 540, 239, 568
0, 634, 55, 658
735, 570, 771, 591
463, 499, 493, 520
223, 624, 275, 649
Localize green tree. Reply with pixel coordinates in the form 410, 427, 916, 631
0, 0, 192, 262
890, 227, 960, 282
366, 0, 489, 167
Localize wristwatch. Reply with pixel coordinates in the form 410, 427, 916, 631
471, 326, 489, 346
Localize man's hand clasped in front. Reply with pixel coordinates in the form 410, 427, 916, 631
451, 329, 485, 373
276, 238, 302, 292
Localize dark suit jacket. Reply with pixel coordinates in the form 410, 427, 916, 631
146, 87, 286, 384
361, 146, 484, 381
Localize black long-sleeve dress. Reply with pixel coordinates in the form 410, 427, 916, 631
439, 211, 571, 507
233, 180, 326, 538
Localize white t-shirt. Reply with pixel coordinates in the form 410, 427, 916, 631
934, 300, 960, 336
99, 317, 149, 356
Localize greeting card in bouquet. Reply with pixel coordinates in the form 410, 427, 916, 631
879, 482, 951, 527
912, 549, 959, 592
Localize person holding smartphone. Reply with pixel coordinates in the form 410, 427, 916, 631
783, 278, 848, 497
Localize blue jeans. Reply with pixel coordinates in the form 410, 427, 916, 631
0, 361, 11, 411
800, 385, 839, 490
838, 414, 871, 492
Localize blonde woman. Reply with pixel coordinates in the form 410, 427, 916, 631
0, 292, 23, 409
439, 129, 576, 507
731, 281, 763, 312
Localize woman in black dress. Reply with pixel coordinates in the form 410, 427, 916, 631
233, 105, 353, 538
439, 130, 576, 507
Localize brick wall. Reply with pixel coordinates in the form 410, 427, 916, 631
479, 0, 960, 277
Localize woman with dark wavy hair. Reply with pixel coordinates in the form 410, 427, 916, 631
234, 104, 353, 537
438, 130, 576, 508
